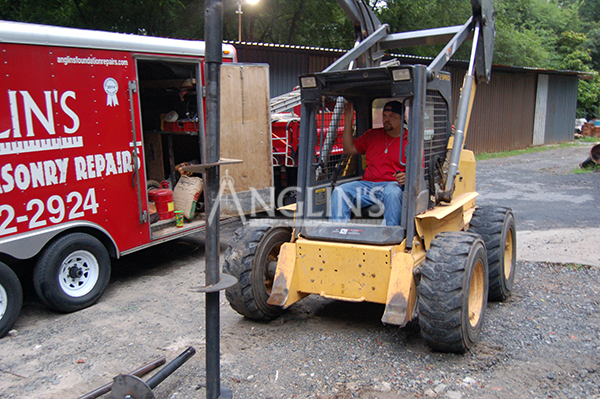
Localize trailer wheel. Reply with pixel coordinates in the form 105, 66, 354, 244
0, 262, 22, 338
33, 233, 111, 313
418, 232, 488, 353
223, 224, 291, 321
469, 206, 516, 301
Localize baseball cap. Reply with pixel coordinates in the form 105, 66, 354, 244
383, 101, 403, 116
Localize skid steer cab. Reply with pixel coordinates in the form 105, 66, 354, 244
224, 0, 517, 353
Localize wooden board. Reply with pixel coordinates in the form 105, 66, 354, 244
144, 132, 165, 182
220, 64, 273, 198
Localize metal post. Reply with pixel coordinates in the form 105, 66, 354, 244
236, 1, 242, 42
203, 1, 229, 398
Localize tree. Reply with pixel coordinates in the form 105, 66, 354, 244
0, 0, 203, 38
1, 0, 598, 117
557, 31, 600, 119
222, 0, 353, 48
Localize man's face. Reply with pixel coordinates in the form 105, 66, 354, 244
382, 110, 403, 132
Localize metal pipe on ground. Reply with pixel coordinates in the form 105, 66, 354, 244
146, 347, 196, 389
76, 356, 166, 399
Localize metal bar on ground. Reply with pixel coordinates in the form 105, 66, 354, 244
146, 347, 196, 390
76, 356, 166, 399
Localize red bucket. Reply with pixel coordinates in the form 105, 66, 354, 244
148, 182, 175, 220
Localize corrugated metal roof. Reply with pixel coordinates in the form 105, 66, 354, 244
229, 40, 593, 79
225, 41, 346, 55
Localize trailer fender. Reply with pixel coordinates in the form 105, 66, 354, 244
0, 221, 119, 260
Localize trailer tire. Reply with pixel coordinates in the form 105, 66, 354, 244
33, 233, 111, 313
0, 262, 22, 338
418, 232, 488, 353
224, 224, 291, 321
469, 206, 516, 301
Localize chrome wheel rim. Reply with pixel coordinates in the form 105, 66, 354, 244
58, 250, 99, 298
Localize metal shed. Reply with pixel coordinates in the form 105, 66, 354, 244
233, 42, 583, 153
232, 42, 342, 98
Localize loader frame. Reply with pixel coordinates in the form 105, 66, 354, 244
225, 0, 515, 354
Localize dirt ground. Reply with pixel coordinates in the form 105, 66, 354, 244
0, 143, 599, 399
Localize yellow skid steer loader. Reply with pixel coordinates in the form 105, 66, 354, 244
224, 0, 516, 353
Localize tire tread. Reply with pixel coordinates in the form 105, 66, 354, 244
418, 231, 487, 353
224, 224, 289, 321
469, 206, 516, 301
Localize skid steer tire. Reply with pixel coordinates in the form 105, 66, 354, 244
418, 231, 488, 353
223, 224, 292, 321
469, 206, 516, 301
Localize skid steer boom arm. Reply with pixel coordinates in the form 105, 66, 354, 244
327, 0, 495, 204
437, 0, 495, 202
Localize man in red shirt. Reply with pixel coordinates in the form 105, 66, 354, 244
329, 100, 406, 225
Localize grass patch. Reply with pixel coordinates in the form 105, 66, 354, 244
574, 163, 600, 173
563, 263, 590, 271
575, 136, 600, 143
475, 141, 595, 161
476, 145, 560, 160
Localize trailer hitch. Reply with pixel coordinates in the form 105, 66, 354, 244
107, 346, 196, 399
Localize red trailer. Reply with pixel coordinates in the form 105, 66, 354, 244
0, 21, 274, 336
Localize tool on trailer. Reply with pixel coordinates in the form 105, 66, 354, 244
107, 347, 196, 399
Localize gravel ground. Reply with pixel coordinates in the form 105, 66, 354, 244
1, 144, 599, 399
0, 236, 598, 399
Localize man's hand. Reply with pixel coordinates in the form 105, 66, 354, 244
343, 101, 354, 120
342, 101, 359, 156
394, 171, 406, 186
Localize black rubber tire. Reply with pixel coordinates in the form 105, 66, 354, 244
418, 231, 489, 353
223, 224, 292, 321
0, 262, 23, 338
33, 233, 111, 313
469, 206, 517, 301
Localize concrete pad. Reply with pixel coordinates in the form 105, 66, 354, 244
518, 228, 600, 268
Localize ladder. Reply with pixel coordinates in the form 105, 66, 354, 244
270, 90, 301, 115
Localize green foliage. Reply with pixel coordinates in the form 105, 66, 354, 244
2, 0, 600, 118
585, 28, 600, 71
222, 0, 353, 47
580, 0, 600, 23
0, 0, 203, 38
376, 0, 472, 58
493, 21, 556, 67
577, 77, 600, 119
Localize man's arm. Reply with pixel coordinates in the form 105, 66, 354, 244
342, 101, 359, 156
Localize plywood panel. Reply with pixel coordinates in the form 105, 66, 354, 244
220, 64, 273, 195
143, 132, 165, 182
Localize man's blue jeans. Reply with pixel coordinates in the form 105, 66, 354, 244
329, 180, 403, 226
